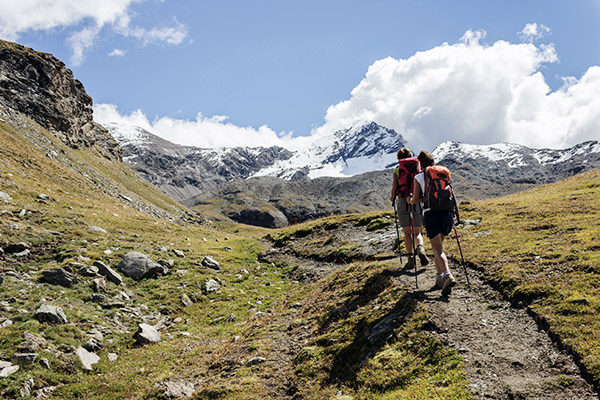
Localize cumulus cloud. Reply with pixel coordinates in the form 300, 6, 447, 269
518, 23, 551, 43
0, 0, 187, 65
93, 103, 310, 150
313, 27, 599, 151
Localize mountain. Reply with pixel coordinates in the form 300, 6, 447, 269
434, 140, 600, 199
106, 123, 293, 202
108, 119, 600, 227
251, 122, 406, 180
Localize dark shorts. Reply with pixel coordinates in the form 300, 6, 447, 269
424, 210, 454, 239
394, 198, 423, 228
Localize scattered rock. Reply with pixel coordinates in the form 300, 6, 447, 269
40, 358, 51, 370
89, 226, 107, 234
225, 314, 236, 322
473, 231, 493, 237
83, 338, 103, 352
11, 353, 38, 364
173, 249, 185, 257
90, 294, 106, 303
117, 252, 167, 281
20, 378, 34, 397
205, 279, 221, 292
367, 313, 401, 344
201, 256, 220, 271
0, 364, 19, 377
108, 353, 118, 362
76, 346, 100, 370
76, 264, 99, 276
0, 191, 12, 200
40, 268, 78, 288
35, 386, 57, 399
34, 304, 68, 324
246, 356, 267, 366
93, 277, 107, 293
155, 379, 196, 399
181, 294, 194, 307
134, 323, 161, 345
0, 319, 13, 328
93, 260, 123, 285
3, 242, 30, 254
38, 193, 51, 200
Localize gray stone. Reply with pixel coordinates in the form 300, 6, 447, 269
173, 249, 185, 257
40, 358, 51, 370
20, 378, 34, 397
35, 386, 57, 398
181, 294, 193, 307
0, 319, 13, 328
38, 193, 51, 200
205, 279, 221, 292
90, 294, 106, 303
83, 338, 103, 352
367, 313, 401, 345
107, 353, 118, 362
93, 277, 107, 293
77, 265, 99, 277
155, 379, 196, 398
246, 356, 267, 366
0, 365, 19, 377
117, 252, 166, 281
0, 191, 12, 201
3, 242, 29, 254
89, 226, 107, 234
0, 361, 11, 369
11, 353, 38, 364
34, 304, 68, 324
201, 256, 220, 271
134, 323, 161, 345
40, 268, 78, 288
76, 346, 100, 370
93, 260, 123, 285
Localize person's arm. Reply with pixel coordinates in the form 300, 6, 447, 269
408, 177, 422, 204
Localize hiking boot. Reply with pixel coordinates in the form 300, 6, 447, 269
416, 245, 429, 266
440, 273, 456, 296
403, 256, 415, 270
435, 274, 443, 289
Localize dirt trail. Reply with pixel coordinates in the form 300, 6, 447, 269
258, 222, 599, 399
393, 262, 597, 399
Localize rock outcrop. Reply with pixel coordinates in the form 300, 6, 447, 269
0, 40, 121, 160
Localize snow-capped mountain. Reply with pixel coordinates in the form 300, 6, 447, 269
252, 122, 406, 180
434, 140, 600, 186
106, 121, 406, 202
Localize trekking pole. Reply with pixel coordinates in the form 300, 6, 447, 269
409, 204, 418, 289
451, 192, 470, 288
392, 198, 403, 267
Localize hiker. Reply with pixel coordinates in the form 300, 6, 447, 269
408, 150, 456, 296
390, 148, 429, 269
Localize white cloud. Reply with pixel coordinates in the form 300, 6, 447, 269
312, 27, 598, 151
0, 0, 188, 65
108, 48, 127, 57
519, 23, 551, 43
93, 103, 311, 150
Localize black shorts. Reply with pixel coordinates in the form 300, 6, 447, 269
424, 210, 454, 239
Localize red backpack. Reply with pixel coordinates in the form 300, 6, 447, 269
424, 165, 454, 211
395, 157, 421, 199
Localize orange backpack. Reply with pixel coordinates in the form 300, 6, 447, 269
424, 165, 454, 211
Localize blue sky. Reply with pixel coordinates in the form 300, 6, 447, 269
1, 1, 600, 151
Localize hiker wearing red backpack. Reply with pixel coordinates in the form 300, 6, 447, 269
390, 148, 429, 270
408, 150, 457, 296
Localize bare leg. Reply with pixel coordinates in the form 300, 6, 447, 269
429, 233, 449, 275
402, 226, 413, 254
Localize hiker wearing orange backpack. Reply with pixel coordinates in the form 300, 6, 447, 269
390, 148, 430, 270
408, 150, 457, 296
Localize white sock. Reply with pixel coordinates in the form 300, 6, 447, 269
441, 271, 451, 278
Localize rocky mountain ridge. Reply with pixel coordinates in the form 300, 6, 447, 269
0, 39, 121, 160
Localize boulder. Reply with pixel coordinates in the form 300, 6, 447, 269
227, 207, 288, 229
0, 365, 19, 377
117, 252, 166, 281
40, 268, 78, 288
134, 323, 161, 345
205, 279, 221, 292
76, 346, 100, 370
11, 353, 38, 364
93, 260, 123, 285
201, 256, 220, 271
34, 304, 68, 324
155, 379, 196, 399
3, 242, 29, 254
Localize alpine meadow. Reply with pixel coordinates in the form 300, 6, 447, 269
1, 27, 600, 400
